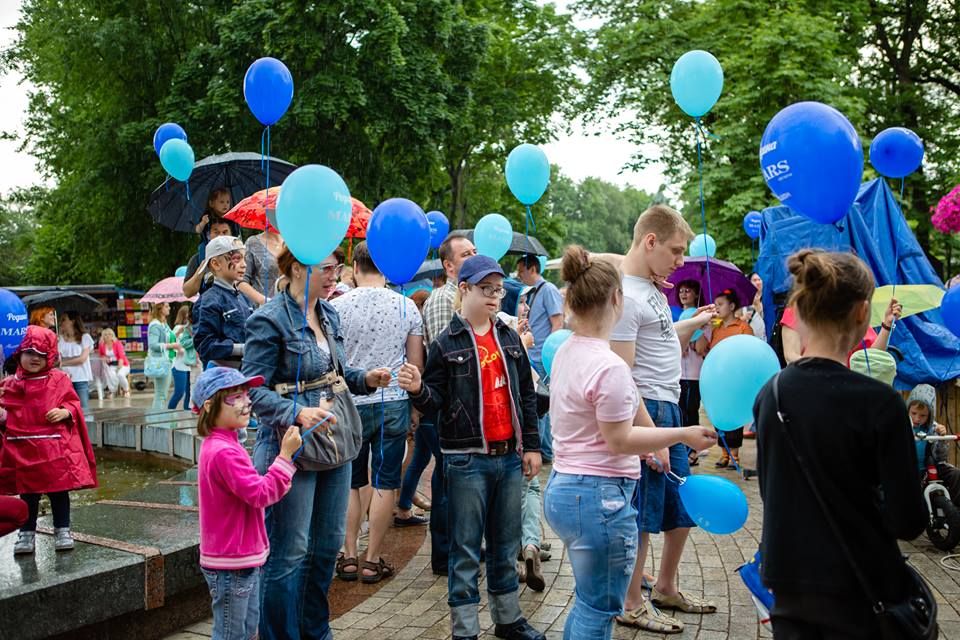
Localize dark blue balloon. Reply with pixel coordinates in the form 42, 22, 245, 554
870, 127, 924, 179
367, 199, 431, 285
0, 288, 28, 360
743, 211, 762, 239
243, 57, 294, 126
426, 211, 450, 249
760, 102, 863, 224
941, 287, 960, 339
153, 123, 187, 157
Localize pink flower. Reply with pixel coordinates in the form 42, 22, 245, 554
932, 185, 960, 234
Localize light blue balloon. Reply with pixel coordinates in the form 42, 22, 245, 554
678, 475, 748, 535
175, 266, 187, 278
538, 255, 547, 273
159, 139, 195, 182
700, 334, 780, 431
542, 329, 572, 377
505, 144, 550, 205
678, 307, 703, 342
474, 213, 513, 260
670, 50, 724, 118
276, 165, 352, 265
689, 233, 716, 258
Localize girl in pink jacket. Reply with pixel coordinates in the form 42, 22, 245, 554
194, 367, 301, 640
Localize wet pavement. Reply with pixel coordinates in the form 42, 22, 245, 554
160, 440, 960, 640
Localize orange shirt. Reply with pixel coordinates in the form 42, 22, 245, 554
709, 319, 755, 349
473, 328, 514, 443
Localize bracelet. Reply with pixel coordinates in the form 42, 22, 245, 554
881, 322, 892, 331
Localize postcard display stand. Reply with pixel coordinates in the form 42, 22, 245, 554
116, 299, 150, 353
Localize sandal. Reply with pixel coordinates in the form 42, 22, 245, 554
360, 557, 395, 584
616, 601, 684, 634
651, 588, 718, 614
714, 455, 729, 469
336, 553, 358, 581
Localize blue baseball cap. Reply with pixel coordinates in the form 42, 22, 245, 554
458, 255, 506, 285
192, 367, 265, 410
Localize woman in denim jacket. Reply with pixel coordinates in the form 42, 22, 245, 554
243, 247, 390, 640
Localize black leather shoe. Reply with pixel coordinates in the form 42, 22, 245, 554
494, 618, 546, 640
453, 636, 478, 640
432, 565, 448, 576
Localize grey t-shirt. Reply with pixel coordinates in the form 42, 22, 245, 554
243, 234, 281, 302
332, 287, 423, 405
610, 274, 682, 403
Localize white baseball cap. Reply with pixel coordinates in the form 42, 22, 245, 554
197, 236, 245, 274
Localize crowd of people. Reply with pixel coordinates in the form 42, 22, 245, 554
0, 199, 949, 640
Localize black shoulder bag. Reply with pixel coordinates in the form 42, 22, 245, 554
770, 372, 937, 639
523, 282, 551, 418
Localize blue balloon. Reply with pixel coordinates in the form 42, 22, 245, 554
368, 199, 431, 285
760, 101, 863, 224
474, 213, 513, 260
870, 127, 924, 179
700, 334, 780, 431
743, 211, 762, 240
689, 233, 716, 258
678, 475, 749, 535
243, 57, 294, 126
159, 139, 195, 182
0, 289, 28, 360
276, 165, 352, 265
538, 255, 547, 273
677, 307, 704, 342
505, 144, 550, 206
670, 50, 724, 118
542, 329, 573, 377
426, 211, 450, 250
153, 123, 187, 157
175, 266, 188, 278
941, 287, 960, 339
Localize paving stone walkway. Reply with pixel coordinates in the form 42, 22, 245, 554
163, 441, 960, 640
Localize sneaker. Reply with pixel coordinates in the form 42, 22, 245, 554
54, 527, 75, 551
14, 531, 35, 555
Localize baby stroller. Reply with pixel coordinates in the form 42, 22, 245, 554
916, 431, 960, 551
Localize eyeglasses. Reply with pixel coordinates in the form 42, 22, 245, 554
223, 391, 250, 406
315, 263, 344, 277
477, 285, 507, 299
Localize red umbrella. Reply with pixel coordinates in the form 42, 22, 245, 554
224, 187, 280, 232
347, 198, 372, 239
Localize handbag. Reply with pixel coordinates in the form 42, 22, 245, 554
143, 354, 171, 379
770, 371, 937, 640
281, 316, 362, 472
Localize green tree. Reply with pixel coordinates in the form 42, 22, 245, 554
0, 187, 41, 286
549, 174, 655, 254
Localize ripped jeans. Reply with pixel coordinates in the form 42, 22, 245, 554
544, 471, 638, 640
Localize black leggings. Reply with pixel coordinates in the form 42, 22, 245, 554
679, 379, 701, 426
19, 491, 71, 531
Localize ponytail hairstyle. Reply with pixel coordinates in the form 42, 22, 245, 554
560, 244, 621, 322
787, 249, 874, 350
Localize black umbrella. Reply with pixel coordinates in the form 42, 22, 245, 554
452, 229, 547, 256
22, 289, 105, 313
413, 259, 444, 282
147, 152, 297, 233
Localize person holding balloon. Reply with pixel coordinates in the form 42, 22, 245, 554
397, 255, 545, 640
544, 245, 716, 639
675, 280, 709, 466
609, 205, 719, 630
753, 249, 927, 639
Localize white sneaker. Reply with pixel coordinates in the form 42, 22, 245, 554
54, 527, 75, 551
13, 531, 35, 555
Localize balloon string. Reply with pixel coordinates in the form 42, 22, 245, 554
648, 456, 686, 485
718, 430, 740, 472
292, 415, 333, 461
291, 266, 312, 420
375, 386, 385, 491
262, 125, 271, 304
891, 178, 905, 305
695, 118, 713, 301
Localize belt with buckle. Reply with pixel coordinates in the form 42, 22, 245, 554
487, 439, 516, 456
274, 371, 342, 396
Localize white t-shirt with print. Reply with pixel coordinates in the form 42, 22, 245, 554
610, 274, 682, 403
59, 333, 95, 382
332, 287, 424, 405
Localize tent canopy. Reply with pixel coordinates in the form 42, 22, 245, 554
756, 178, 960, 388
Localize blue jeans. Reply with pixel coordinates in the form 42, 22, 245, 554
169, 369, 191, 410
201, 566, 262, 640
72, 381, 91, 426
531, 359, 553, 461
398, 419, 436, 510
544, 472, 638, 640
445, 451, 524, 638
418, 415, 448, 573
521, 476, 542, 548
351, 400, 410, 490
635, 399, 694, 533
253, 425, 350, 640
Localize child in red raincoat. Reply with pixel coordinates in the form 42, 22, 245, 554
0, 325, 97, 555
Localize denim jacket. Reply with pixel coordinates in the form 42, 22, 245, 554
410, 313, 539, 455
243, 289, 372, 432
194, 280, 253, 366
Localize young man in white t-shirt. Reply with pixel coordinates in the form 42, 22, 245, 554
609, 205, 718, 632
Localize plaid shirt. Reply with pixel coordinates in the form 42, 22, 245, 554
422, 281, 457, 345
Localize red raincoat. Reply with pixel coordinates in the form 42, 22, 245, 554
0, 326, 97, 495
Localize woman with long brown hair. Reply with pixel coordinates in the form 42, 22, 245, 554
58, 312, 94, 429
